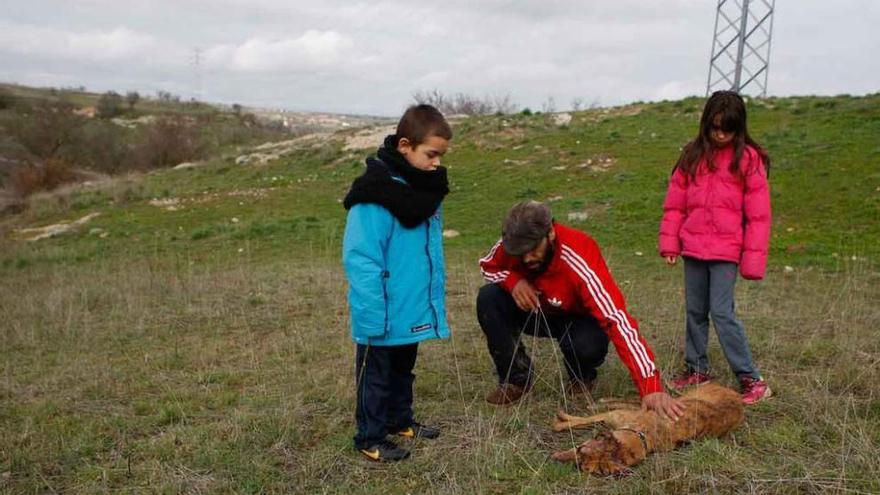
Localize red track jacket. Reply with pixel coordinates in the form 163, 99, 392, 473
479, 223, 662, 397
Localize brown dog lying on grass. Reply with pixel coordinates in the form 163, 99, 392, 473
551, 383, 744, 476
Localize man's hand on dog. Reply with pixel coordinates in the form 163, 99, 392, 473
512, 280, 540, 311
641, 392, 686, 422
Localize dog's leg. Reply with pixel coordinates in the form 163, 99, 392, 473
550, 448, 578, 463
597, 397, 641, 410
553, 410, 615, 432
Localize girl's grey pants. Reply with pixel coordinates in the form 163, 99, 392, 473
683, 257, 760, 380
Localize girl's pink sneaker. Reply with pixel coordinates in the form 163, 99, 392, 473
740, 376, 772, 405
669, 370, 712, 391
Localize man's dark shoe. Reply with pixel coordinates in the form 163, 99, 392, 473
359, 440, 410, 463
565, 378, 596, 399
393, 422, 440, 439
486, 382, 531, 405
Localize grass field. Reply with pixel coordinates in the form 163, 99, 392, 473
1, 93, 879, 493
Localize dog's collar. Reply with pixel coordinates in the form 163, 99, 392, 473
616, 427, 648, 454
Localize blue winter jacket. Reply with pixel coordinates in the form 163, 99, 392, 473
342, 200, 449, 346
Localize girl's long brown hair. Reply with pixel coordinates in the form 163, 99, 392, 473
674, 91, 771, 180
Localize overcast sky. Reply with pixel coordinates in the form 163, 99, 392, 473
2, 0, 878, 116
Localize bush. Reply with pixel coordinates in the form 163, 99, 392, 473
11, 101, 84, 159
74, 122, 133, 174
125, 91, 141, 110
135, 115, 202, 169
6, 159, 77, 198
0, 88, 12, 110
96, 91, 124, 118
125, 91, 140, 110
156, 90, 180, 103
413, 89, 518, 115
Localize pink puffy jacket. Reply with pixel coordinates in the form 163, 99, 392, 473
659, 145, 771, 280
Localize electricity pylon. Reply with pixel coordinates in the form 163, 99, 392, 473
706, 0, 775, 96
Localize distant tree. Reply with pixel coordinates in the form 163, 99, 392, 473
96, 91, 123, 118
12, 101, 84, 159
571, 97, 584, 112
66, 120, 133, 175
541, 96, 556, 114
156, 90, 181, 103
232, 103, 243, 116
135, 115, 202, 169
412, 89, 518, 115
125, 91, 141, 110
5, 158, 77, 198
240, 113, 258, 127
0, 88, 11, 110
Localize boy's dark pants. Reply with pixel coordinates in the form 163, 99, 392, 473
354, 343, 418, 449
476, 284, 609, 387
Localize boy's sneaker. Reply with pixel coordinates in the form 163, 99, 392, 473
740, 376, 772, 405
393, 422, 440, 440
669, 370, 713, 391
359, 440, 410, 463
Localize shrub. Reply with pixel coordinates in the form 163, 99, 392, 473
11, 101, 84, 159
6, 159, 77, 198
74, 122, 132, 174
0, 88, 11, 110
135, 115, 202, 169
125, 91, 140, 110
96, 91, 123, 118
156, 90, 180, 103
412, 90, 518, 115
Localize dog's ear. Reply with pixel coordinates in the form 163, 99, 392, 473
609, 430, 647, 470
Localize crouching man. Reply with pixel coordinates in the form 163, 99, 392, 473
477, 201, 684, 420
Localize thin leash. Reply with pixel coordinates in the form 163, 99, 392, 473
501, 308, 538, 419
535, 305, 582, 456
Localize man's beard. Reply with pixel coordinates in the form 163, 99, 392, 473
525, 244, 554, 274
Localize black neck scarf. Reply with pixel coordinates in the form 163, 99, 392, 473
343, 135, 449, 228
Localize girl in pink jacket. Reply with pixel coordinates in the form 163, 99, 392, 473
659, 90, 772, 405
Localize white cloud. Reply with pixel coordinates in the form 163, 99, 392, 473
0, 22, 161, 63
205, 30, 357, 72
1, 1, 877, 114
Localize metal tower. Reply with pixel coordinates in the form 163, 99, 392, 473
706, 0, 775, 96
190, 47, 203, 102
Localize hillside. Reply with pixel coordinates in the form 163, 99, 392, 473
1, 94, 878, 493
3, 92, 878, 268
0, 82, 391, 134
0, 83, 392, 213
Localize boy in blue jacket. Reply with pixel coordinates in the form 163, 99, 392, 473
342, 104, 452, 462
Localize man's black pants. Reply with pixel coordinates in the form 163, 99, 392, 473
354, 343, 417, 449
476, 284, 609, 387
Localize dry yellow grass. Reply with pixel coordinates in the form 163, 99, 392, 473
1, 250, 878, 493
